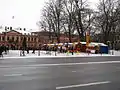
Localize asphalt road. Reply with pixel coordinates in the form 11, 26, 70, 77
0, 56, 120, 90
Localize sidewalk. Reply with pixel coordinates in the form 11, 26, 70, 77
0, 50, 117, 59
3, 50, 55, 57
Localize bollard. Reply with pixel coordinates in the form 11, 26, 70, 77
38, 50, 40, 56
55, 51, 57, 56
112, 50, 114, 55
20, 50, 22, 56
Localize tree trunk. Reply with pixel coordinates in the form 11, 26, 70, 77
57, 36, 60, 43
68, 14, 72, 43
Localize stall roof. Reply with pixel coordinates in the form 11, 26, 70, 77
44, 42, 108, 47
89, 42, 108, 47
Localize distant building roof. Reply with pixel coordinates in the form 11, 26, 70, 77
15, 29, 31, 35
0, 28, 31, 35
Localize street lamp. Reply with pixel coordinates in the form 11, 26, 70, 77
38, 43, 41, 56
22, 36, 27, 56
4, 26, 7, 54
54, 42, 57, 56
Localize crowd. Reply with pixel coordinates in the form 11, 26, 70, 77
0, 45, 9, 57
0, 42, 104, 57
41, 43, 82, 53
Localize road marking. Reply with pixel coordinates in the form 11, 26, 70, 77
72, 71, 77, 73
23, 61, 120, 67
56, 81, 111, 89
1, 61, 120, 68
4, 74, 23, 77
0, 55, 116, 59
33, 67, 48, 69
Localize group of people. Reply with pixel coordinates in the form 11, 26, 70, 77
19, 47, 36, 56
42, 43, 81, 54
0, 45, 9, 57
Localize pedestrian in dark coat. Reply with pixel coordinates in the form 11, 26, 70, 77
26, 47, 29, 54
0, 46, 3, 57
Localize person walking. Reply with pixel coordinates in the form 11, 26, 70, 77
26, 47, 29, 54
0, 46, 3, 57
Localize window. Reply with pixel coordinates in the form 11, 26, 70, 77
28, 37, 30, 41
117, 36, 119, 40
2, 37, 4, 41
21, 37, 23, 41
7, 37, 9, 41
17, 37, 19, 41
10, 27, 12, 30
34, 38, 36, 42
32, 38, 33, 41
12, 37, 14, 41
24, 28, 26, 31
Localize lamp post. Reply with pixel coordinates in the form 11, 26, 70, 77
4, 26, 7, 54
111, 41, 114, 55
54, 42, 57, 56
38, 43, 41, 56
111, 31, 115, 55
22, 36, 27, 56
5, 26, 7, 42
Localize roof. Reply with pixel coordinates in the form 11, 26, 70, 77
15, 30, 31, 35
32, 31, 55, 36
0, 28, 31, 35
74, 42, 108, 46
89, 42, 108, 47
6, 30, 22, 35
0, 28, 6, 33
74, 42, 86, 45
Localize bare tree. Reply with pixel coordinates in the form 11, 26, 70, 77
73, 0, 93, 41
63, 0, 75, 43
38, 0, 93, 43
38, 0, 64, 43
93, 0, 119, 43
62, 0, 93, 42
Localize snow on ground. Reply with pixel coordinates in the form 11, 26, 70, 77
110, 50, 120, 56
1, 50, 119, 59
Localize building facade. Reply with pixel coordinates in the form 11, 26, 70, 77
32, 31, 79, 44
0, 27, 79, 50
0, 30, 39, 49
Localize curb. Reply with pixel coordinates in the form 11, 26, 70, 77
0, 55, 117, 59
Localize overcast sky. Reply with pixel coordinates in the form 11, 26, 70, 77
0, 0, 98, 30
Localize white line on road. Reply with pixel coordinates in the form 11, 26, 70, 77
1, 61, 120, 68
72, 71, 77, 73
56, 81, 111, 89
23, 61, 120, 67
0, 55, 116, 59
4, 74, 23, 77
